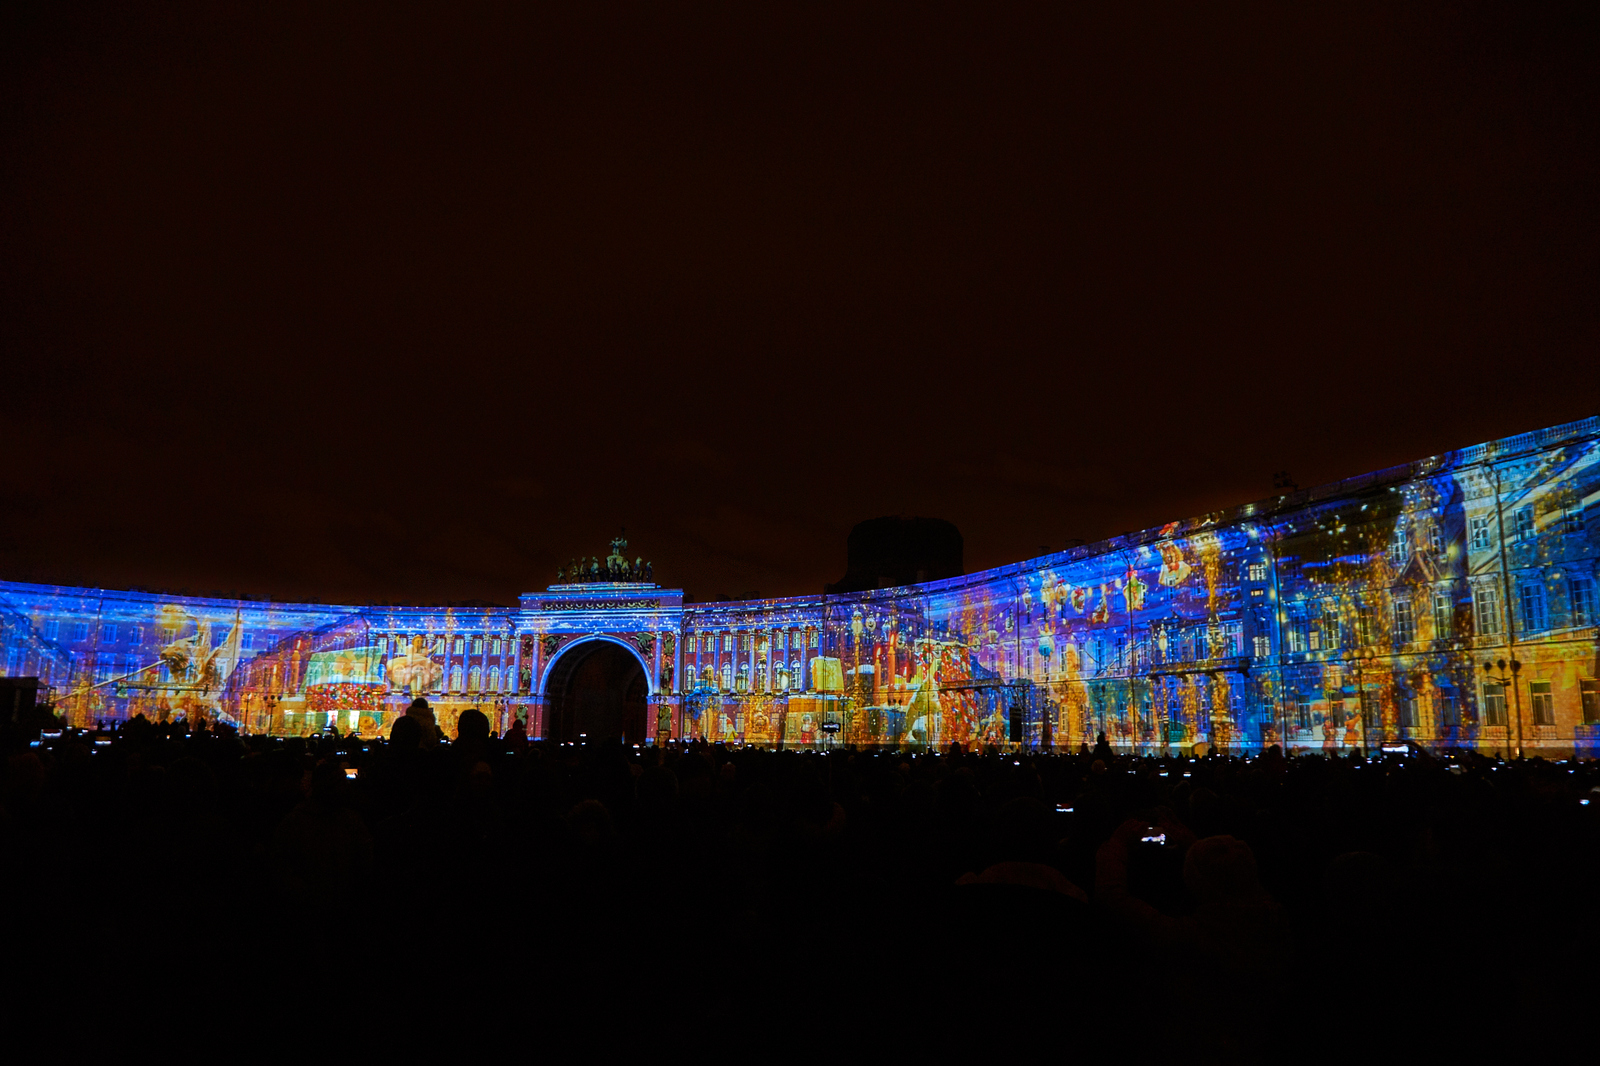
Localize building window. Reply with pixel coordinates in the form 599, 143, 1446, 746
1474, 587, 1500, 636
1393, 599, 1415, 644
468, 666, 481, 691
1287, 624, 1306, 654
1433, 593, 1452, 638
492, 639, 502, 655
434, 637, 445, 653
1518, 581, 1546, 633
472, 638, 483, 655
1529, 680, 1554, 726
453, 638, 464, 654
1513, 506, 1535, 542
1253, 635, 1271, 658
1327, 698, 1344, 727
240, 631, 251, 650
487, 666, 500, 691
1481, 681, 1507, 726
722, 634, 733, 652
1564, 504, 1584, 535
1355, 606, 1374, 645
1399, 696, 1418, 728
1247, 562, 1267, 582
1428, 523, 1444, 554
1582, 679, 1599, 724
1388, 523, 1408, 565
100, 624, 116, 643
1570, 575, 1595, 627
73, 623, 90, 642
1470, 516, 1493, 550
1438, 695, 1460, 727
1295, 697, 1311, 730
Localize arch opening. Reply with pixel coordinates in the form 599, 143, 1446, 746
543, 639, 648, 743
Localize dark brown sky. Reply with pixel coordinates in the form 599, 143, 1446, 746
2, 2, 1597, 605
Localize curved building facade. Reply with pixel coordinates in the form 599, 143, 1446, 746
5, 416, 1599, 755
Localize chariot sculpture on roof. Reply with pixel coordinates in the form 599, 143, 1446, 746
554, 528, 654, 585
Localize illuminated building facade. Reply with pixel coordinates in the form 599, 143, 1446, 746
4, 417, 1599, 755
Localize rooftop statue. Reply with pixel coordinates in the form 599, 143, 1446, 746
554, 528, 655, 585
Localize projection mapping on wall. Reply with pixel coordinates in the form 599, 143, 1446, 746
4, 418, 1599, 755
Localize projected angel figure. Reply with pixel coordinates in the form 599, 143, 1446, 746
386, 635, 444, 695
1158, 542, 1193, 587
158, 614, 243, 694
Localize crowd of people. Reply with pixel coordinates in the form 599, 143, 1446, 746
4, 697, 1596, 1050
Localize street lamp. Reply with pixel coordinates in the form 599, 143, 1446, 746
1480, 658, 1522, 757
1347, 647, 1377, 754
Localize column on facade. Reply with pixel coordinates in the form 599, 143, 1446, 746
887, 621, 898, 707
532, 630, 545, 739
441, 624, 453, 695
651, 629, 662, 697
780, 627, 791, 692
651, 628, 663, 740
671, 625, 683, 739
510, 627, 522, 696
746, 626, 755, 693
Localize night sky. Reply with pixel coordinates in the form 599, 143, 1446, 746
3, 3, 1597, 606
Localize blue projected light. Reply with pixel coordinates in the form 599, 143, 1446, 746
1, 417, 1598, 756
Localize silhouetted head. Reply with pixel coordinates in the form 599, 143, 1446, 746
390, 714, 421, 749
566, 798, 616, 845
1183, 835, 1264, 905
309, 759, 349, 807
1324, 851, 1394, 921
456, 707, 490, 743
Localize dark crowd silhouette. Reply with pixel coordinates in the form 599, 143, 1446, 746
3, 698, 1597, 1054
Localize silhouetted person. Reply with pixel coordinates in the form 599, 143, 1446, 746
272, 759, 372, 906
454, 707, 490, 766
405, 697, 439, 744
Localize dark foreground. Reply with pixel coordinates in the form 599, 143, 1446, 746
4, 715, 1597, 1055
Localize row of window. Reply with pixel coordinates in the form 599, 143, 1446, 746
38, 620, 260, 651
685, 630, 821, 654
1284, 678, 1598, 730
377, 636, 512, 657
1477, 575, 1595, 635
686, 660, 807, 692
1468, 503, 1587, 550
1279, 576, 1594, 649
443, 665, 515, 693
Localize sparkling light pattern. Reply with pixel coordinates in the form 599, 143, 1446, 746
3, 417, 1597, 755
